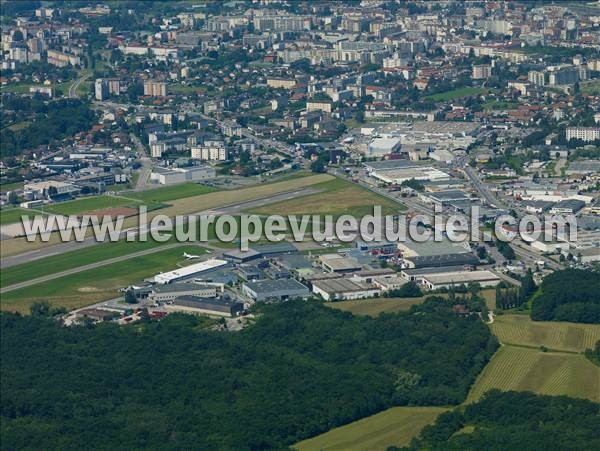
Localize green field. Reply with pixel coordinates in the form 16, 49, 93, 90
168, 84, 207, 94
327, 290, 496, 317
0, 208, 44, 225
293, 406, 447, 451
0, 245, 208, 313
491, 314, 600, 353
581, 80, 600, 95
248, 178, 404, 217
44, 195, 146, 216
1, 173, 333, 258
127, 183, 219, 204
327, 297, 429, 316
465, 346, 600, 403
0, 239, 180, 288
426, 87, 487, 101
482, 100, 519, 111
0, 181, 23, 193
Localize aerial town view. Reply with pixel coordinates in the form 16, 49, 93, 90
0, 0, 599, 449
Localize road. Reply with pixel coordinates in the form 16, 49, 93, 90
68, 72, 91, 98
463, 165, 508, 210
554, 158, 567, 176
0, 187, 319, 269
130, 133, 153, 191
511, 239, 562, 270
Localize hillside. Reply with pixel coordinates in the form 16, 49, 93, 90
0, 299, 497, 450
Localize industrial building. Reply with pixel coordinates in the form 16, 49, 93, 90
223, 249, 262, 263
164, 295, 244, 317
76, 308, 119, 322
368, 137, 401, 156
369, 166, 450, 184
149, 166, 216, 185
398, 239, 471, 258
311, 278, 379, 301
242, 279, 310, 302
404, 253, 479, 269
154, 259, 228, 284
223, 243, 298, 264
549, 199, 586, 214
149, 282, 219, 303
426, 190, 473, 207
319, 254, 362, 273
418, 270, 501, 290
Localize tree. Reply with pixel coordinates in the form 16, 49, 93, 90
0, 300, 498, 449
390, 281, 423, 298
124, 289, 138, 304
7, 191, 19, 205
519, 269, 536, 303
311, 159, 326, 173
30, 301, 51, 317
477, 246, 487, 260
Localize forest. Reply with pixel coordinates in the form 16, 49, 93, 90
1, 298, 497, 450
530, 269, 600, 323
1, 97, 96, 158
401, 390, 600, 450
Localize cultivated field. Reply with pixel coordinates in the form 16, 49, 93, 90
248, 178, 404, 217
466, 346, 600, 403
293, 406, 447, 451
0, 245, 208, 313
491, 314, 600, 353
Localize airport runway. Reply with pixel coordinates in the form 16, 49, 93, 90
0, 242, 215, 294
0, 187, 319, 269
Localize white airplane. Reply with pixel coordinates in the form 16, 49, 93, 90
183, 252, 203, 260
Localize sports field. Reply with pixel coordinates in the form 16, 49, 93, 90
248, 178, 404, 217
293, 406, 447, 451
426, 87, 487, 101
0, 245, 208, 313
465, 346, 600, 403
491, 314, 600, 353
